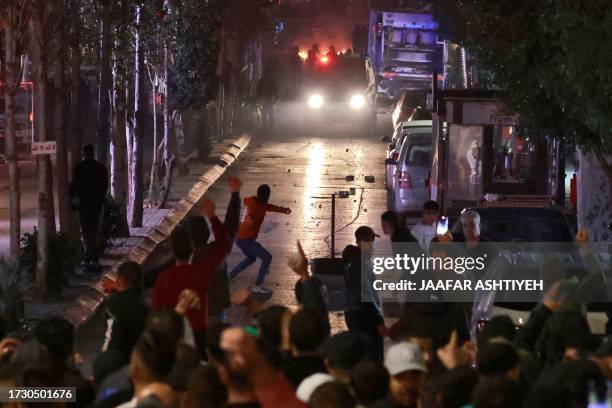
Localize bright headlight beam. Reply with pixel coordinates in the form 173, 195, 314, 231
308, 94, 324, 109
350, 94, 366, 110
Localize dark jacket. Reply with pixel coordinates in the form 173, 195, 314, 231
295, 276, 328, 317
207, 191, 241, 317
104, 287, 149, 356
514, 304, 553, 353
70, 159, 108, 209
390, 302, 470, 349
342, 245, 383, 325
281, 354, 327, 389
391, 225, 417, 243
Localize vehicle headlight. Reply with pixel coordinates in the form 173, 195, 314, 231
350, 94, 366, 110
308, 94, 324, 109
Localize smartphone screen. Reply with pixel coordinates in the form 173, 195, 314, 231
436, 216, 448, 235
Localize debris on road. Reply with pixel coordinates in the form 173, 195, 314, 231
365, 175, 375, 183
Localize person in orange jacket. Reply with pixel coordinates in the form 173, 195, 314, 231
229, 184, 291, 295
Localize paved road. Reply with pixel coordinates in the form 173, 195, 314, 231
75, 106, 394, 376
208, 128, 389, 328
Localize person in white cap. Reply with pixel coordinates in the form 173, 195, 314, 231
296, 373, 335, 403
382, 342, 427, 408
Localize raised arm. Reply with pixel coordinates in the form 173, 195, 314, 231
266, 203, 291, 214
195, 198, 232, 268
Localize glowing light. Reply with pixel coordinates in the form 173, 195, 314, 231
320, 55, 329, 64
298, 51, 308, 60
350, 94, 366, 110
308, 94, 324, 109
302, 143, 326, 230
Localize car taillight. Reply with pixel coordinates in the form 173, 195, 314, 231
399, 171, 412, 189
392, 152, 399, 161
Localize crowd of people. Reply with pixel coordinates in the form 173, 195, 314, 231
1, 178, 611, 408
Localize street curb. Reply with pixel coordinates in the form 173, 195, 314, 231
62, 134, 252, 328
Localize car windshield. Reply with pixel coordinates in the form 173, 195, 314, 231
404, 134, 432, 166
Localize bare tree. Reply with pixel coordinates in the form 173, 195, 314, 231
127, 1, 145, 227
28, 0, 63, 296
146, 61, 159, 205
108, 0, 130, 236
1, 0, 30, 261
67, 0, 81, 179
96, 0, 113, 167
53, 15, 72, 236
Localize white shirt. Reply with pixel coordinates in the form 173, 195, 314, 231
411, 222, 436, 253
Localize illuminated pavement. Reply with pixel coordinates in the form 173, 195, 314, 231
207, 103, 391, 329
74, 106, 393, 376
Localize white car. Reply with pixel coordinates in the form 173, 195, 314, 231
385, 120, 432, 189
387, 122, 433, 215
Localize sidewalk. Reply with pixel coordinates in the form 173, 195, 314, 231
19, 134, 251, 330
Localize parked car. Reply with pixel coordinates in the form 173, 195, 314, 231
449, 207, 610, 332
385, 120, 433, 189
450, 207, 576, 243
387, 125, 433, 215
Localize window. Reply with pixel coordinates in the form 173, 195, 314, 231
405, 143, 432, 166
447, 125, 483, 201
491, 126, 532, 184
403, 132, 431, 162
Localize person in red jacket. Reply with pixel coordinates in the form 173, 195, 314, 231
151, 197, 232, 357
229, 184, 291, 295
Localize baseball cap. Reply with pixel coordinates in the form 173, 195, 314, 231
296, 373, 335, 403
384, 342, 427, 376
355, 226, 380, 241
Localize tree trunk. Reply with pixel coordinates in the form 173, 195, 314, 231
126, 78, 134, 187
128, 5, 145, 227
96, 0, 112, 167
4, 16, 21, 261
110, 48, 130, 237
148, 71, 159, 205
68, 0, 81, 179
157, 40, 175, 209
54, 24, 72, 235
30, 10, 54, 296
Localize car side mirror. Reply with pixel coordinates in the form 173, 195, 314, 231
385, 158, 397, 165
381, 136, 391, 143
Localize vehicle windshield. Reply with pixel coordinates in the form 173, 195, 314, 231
403, 133, 432, 166
452, 213, 575, 242
304, 56, 367, 95
483, 218, 575, 242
